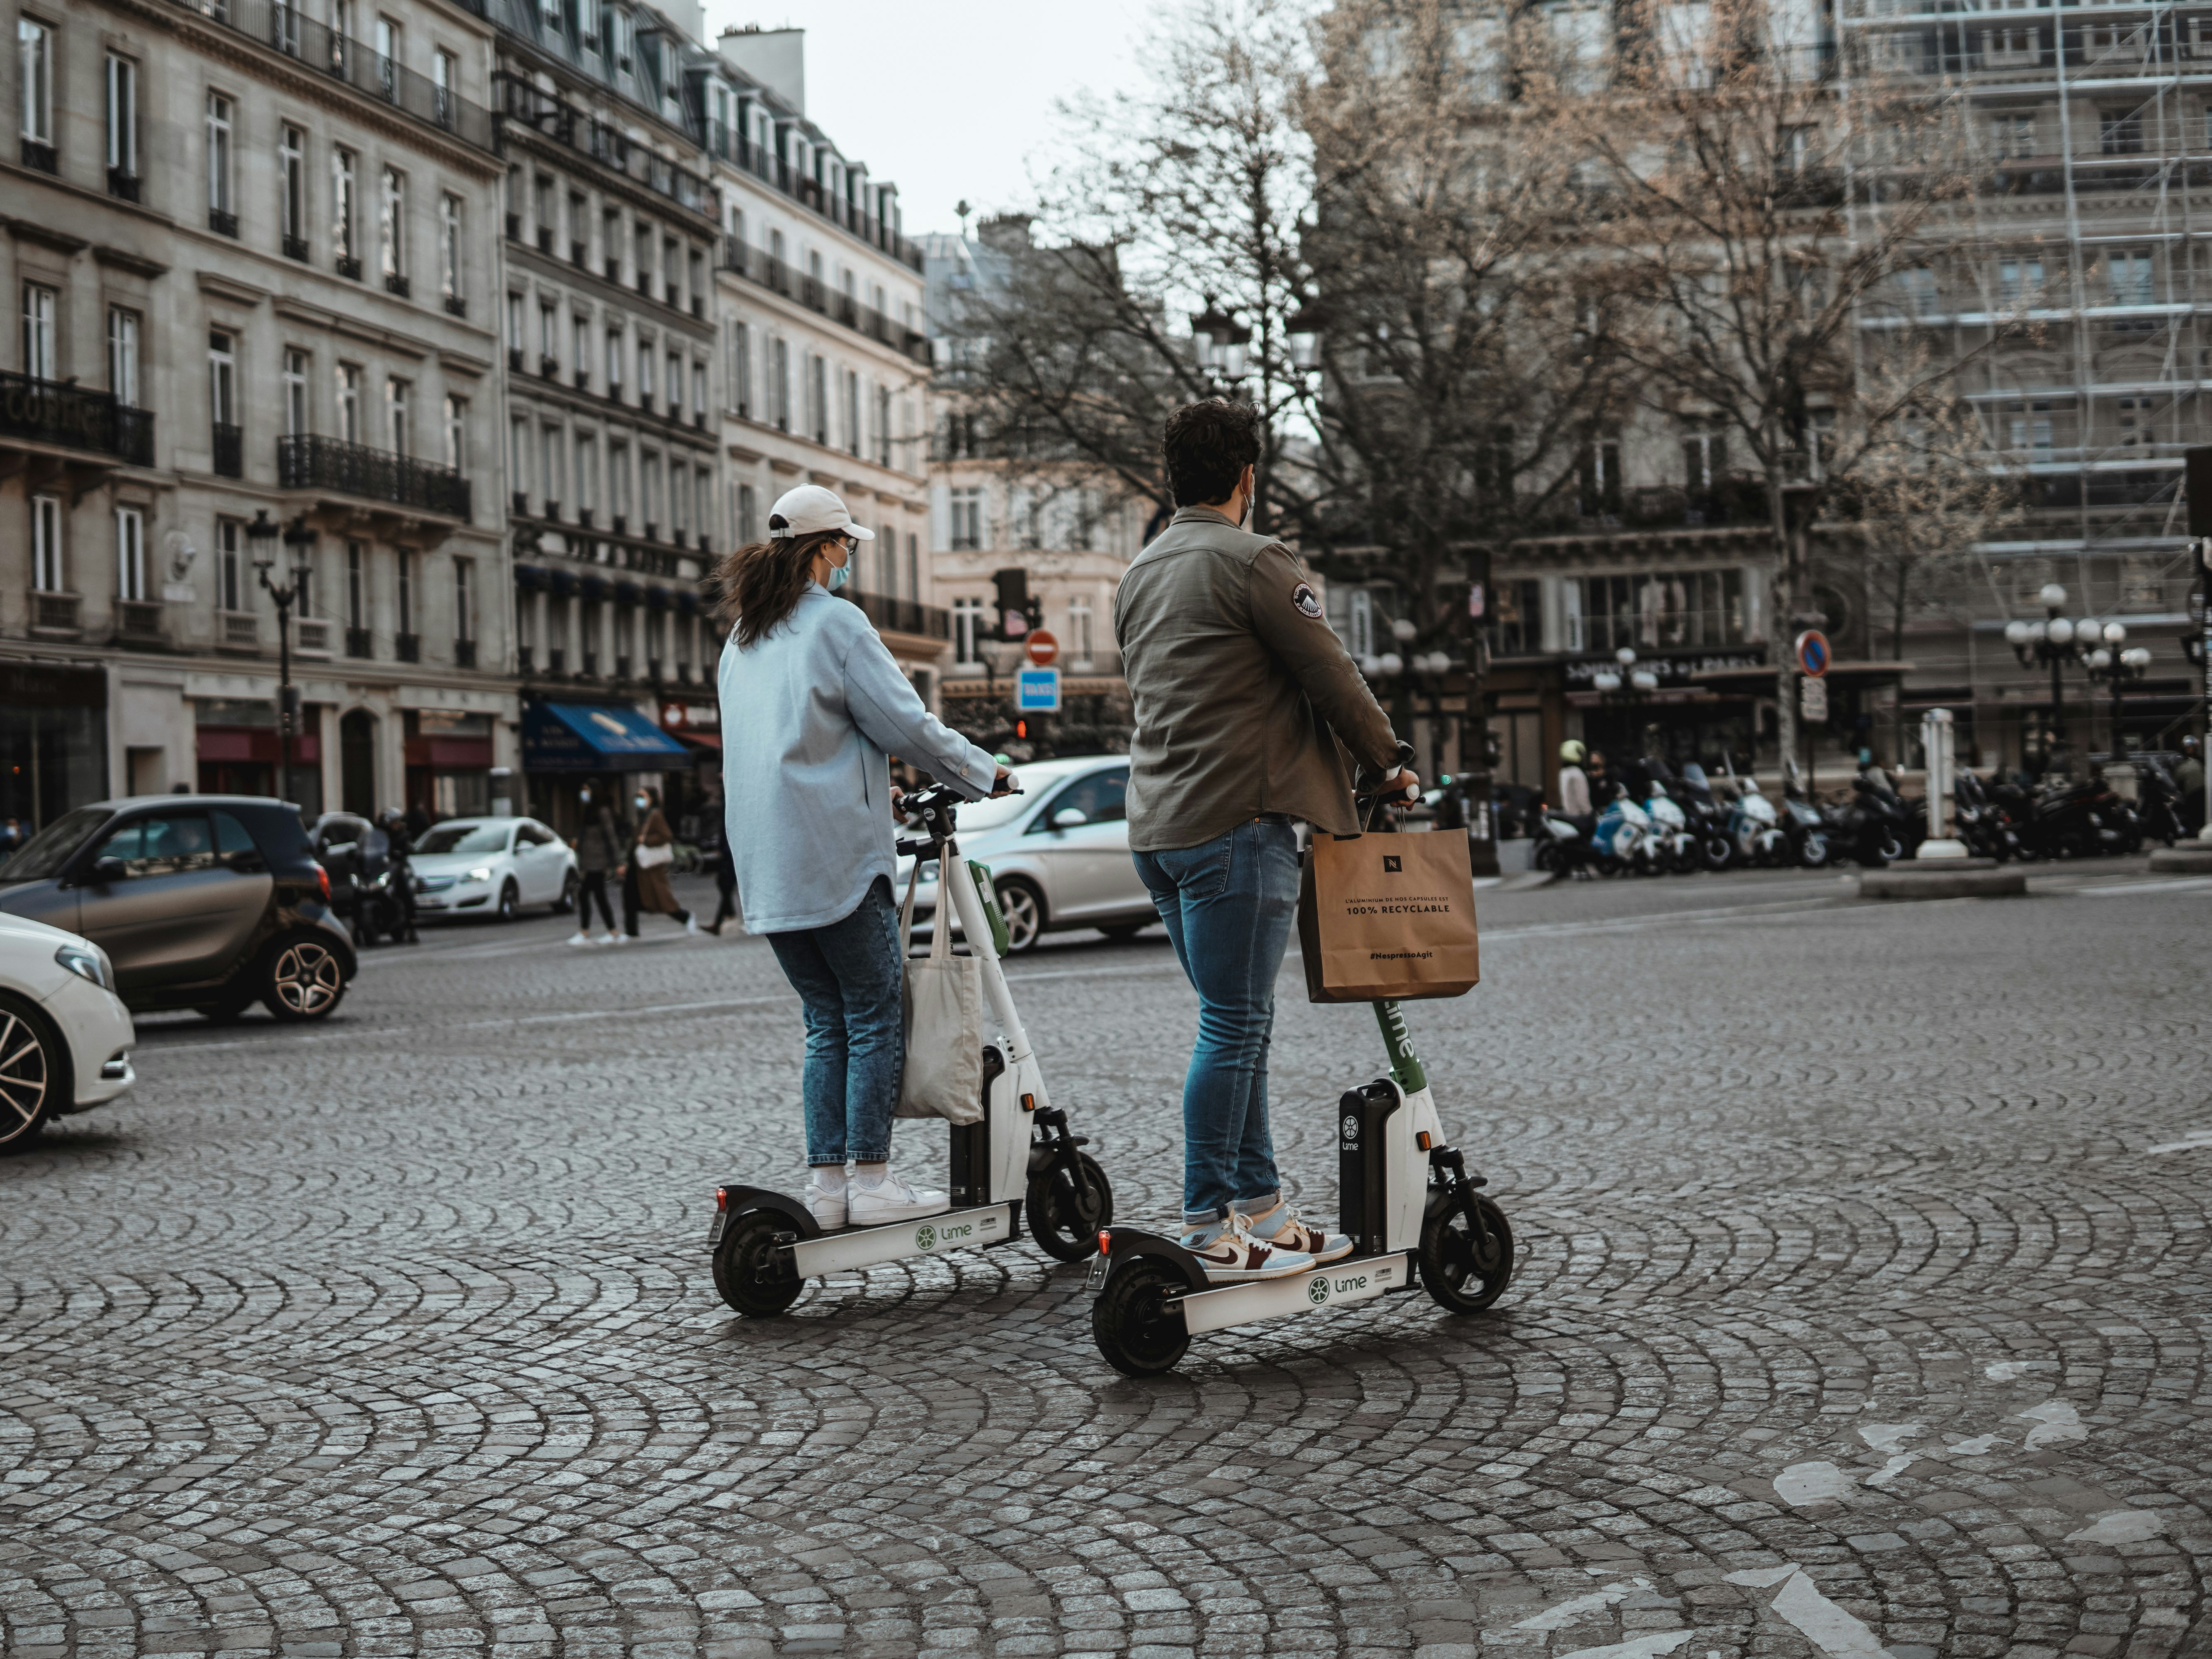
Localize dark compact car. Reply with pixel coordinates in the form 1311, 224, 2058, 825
0, 795, 357, 1022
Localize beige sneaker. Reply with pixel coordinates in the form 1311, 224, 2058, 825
1178, 1212, 1316, 1282
1242, 1201, 1354, 1265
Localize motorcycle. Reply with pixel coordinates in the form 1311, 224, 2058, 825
1639, 779, 1701, 874
2126, 753, 2188, 847
1673, 763, 1740, 872
1992, 773, 2137, 859
1952, 768, 2022, 861
1593, 787, 1663, 876
1530, 808, 1600, 878
1779, 776, 1832, 869
1828, 772, 1910, 869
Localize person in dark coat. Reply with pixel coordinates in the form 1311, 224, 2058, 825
707, 839, 739, 934
568, 780, 625, 944
620, 784, 695, 939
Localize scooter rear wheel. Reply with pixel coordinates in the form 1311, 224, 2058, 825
1092, 1258, 1190, 1377
1027, 1152, 1115, 1261
1418, 1193, 1515, 1315
712, 1211, 803, 1318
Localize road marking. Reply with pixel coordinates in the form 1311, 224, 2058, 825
1726, 1566, 1891, 1657
1499, 1578, 1649, 1632
2146, 1128, 2212, 1154
2075, 876, 2212, 897
1774, 1461, 1856, 1505
1553, 1636, 1692, 1659
2066, 1510, 2164, 1545
2017, 1401, 2087, 1448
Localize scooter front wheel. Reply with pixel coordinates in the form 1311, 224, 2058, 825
1092, 1258, 1190, 1377
1418, 1193, 1515, 1315
1027, 1151, 1115, 1261
712, 1211, 803, 1318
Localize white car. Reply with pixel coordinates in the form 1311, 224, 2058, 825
0, 911, 136, 1152
898, 755, 1156, 952
409, 817, 580, 922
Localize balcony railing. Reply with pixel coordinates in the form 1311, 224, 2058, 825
453, 637, 476, 669
29, 590, 81, 635
494, 75, 717, 224
705, 122, 924, 273
844, 589, 951, 641
108, 168, 141, 202
721, 240, 931, 366
21, 137, 56, 174
277, 433, 470, 518
218, 609, 260, 650
394, 631, 421, 662
0, 371, 156, 465
173, 0, 497, 153
345, 625, 373, 658
213, 422, 243, 477
294, 616, 333, 656
116, 598, 167, 642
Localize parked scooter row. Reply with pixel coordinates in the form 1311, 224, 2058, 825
1535, 749, 2193, 878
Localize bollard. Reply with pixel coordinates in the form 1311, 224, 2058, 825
1915, 708, 1968, 859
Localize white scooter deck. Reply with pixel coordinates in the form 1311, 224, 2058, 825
1174, 1249, 1415, 1334
787, 1203, 1015, 1277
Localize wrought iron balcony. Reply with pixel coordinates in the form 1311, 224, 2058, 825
209, 207, 239, 238
115, 598, 167, 642
284, 234, 310, 261
453, 637, 477, 669
29, 590, 81, 636
346, 625, 373, 658
0, 372, 155, 465
108, 168, 141, 202
277, 433, 470, 518
213, 422, 243, 477
844, 590, 952, 641
395, 632, 421, 663
21, 138, 56, 173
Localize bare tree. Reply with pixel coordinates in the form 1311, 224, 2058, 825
1574, 0, 1990, 775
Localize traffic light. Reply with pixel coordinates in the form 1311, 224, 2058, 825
993, 568, 1031, 639
1015, 719, 1029, 740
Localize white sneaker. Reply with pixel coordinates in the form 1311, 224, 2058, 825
567, 931, 591, 947
1178, 1212, 1316, 1282
805, 1174, 848, 1231
598, 931, 619, 945
684, 915, 700, 935
847, 1170, 951, 1226
609, 932, 629, 945
1241, 1201, 1354, 1265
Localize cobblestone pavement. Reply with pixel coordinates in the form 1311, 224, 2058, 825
3, 865, 2209, 1658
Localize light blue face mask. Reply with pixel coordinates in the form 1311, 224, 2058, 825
825, 558, 851, 593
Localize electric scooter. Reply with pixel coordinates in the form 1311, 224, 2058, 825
1085, 755, 1514, 1377
706, 782, 1115, 1316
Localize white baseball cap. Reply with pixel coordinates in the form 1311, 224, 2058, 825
766, 483, 874, 540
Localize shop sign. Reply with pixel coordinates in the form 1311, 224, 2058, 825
660, 700, 720, 731
1563, 649, 1764, 688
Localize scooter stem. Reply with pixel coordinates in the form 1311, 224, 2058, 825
1372, 1000, 1428, 1094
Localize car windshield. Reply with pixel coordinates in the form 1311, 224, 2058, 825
415, 822, 510, 856
0, 805, 112, 882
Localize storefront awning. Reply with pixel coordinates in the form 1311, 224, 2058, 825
523, 702, 691, 772
673, 730, 721, 751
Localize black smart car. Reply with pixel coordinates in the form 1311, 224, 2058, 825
0, 795, 357, 1022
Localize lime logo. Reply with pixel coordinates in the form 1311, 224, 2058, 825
1341, 1114, 1359, 1142
1307, 1275, 1331, 1306
915, 1224, 936, 1252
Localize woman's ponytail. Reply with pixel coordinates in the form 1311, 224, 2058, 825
712, 528, 843, 649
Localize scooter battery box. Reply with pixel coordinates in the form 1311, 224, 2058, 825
1337, 1082, 1402, 1257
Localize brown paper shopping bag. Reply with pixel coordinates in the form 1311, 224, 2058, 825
1298, 832, 1480, 1003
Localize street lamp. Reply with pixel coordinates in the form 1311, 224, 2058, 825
1593, 645, 1657, 701
249, 509, 314, 808
1189, 300, 1251, 382
2003, 581, 2099, 772
2083, 625, 2154, 757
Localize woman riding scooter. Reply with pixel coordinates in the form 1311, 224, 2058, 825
716, 484, 1013, 1232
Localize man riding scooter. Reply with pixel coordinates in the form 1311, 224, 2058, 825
1115, 397, 1420, 1283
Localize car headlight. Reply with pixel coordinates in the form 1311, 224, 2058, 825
55, 942, 113, 992
465, 866, 494, 883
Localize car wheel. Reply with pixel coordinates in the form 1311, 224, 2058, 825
995, 878, 1044, 953
0, 992, 60, 1153
497, 879, 520, 922
553, 870, 579, 914
261, 936, 348, 1022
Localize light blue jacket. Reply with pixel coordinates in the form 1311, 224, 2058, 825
719, 583, 998, 933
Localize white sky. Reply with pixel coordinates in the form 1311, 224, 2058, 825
700, 1, 1152, 238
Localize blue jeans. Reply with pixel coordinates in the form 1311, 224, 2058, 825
766, 875, 903, 1166
1133, 817, 1300, 1225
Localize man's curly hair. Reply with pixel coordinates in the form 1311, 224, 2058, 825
1162, 398, 1260, 508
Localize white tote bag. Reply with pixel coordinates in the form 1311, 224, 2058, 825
895, 861, 986, 1124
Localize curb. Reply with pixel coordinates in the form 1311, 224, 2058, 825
2146, 846, 2212, 874
1857, 862, 2027, 899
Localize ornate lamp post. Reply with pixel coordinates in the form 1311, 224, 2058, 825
2083, 628, 2153, 757
2003, 582, 2104, 772
248, 510, 315, 807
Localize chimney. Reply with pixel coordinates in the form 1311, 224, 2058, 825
978, 214, 1033, 254
719, 25, 804, 114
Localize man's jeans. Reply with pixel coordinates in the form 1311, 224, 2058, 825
1133, 817, 1299, 1225
765, 874, 903, 1166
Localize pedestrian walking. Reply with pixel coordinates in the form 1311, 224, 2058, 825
1556, 740, 1595, 840
717, 482, 1010, 1229
377, 808, 420, 943
567, 780, 625, 945
2177, 737, 2206, 836
621, 785, 695, 937
1115, 397, 1417, 1281
706, 838, 739, 934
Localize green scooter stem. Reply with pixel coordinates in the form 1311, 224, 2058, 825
1372, 1000, 1428, 1094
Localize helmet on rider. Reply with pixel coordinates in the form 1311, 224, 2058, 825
1560, 740, 1587, 765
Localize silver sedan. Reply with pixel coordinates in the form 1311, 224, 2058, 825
896, 755, 1155, 952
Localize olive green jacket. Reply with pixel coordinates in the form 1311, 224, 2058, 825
1114, 506, 1401, 852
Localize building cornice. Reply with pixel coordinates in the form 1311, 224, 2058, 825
93, 245, 170, 279
5, 217, 88, 256
197, 271, 271, 307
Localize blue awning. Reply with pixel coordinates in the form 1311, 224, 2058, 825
522, 701, 691, 772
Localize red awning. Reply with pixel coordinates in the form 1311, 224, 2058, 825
673, 730, 721, 750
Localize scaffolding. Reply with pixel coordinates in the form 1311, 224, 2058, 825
1839, 0, 2210, 627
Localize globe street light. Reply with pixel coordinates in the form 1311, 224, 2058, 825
2084, 625, 2154, 757
247, 510, 313, 808
2003, 581, 2098, 770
